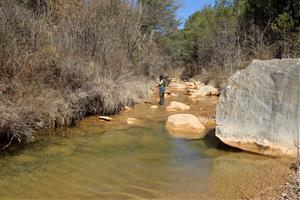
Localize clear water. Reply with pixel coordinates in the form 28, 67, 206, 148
0, 93, 291, 199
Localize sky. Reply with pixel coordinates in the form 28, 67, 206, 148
176, 0, 215, 28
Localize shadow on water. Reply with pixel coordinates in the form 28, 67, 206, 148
203, 129, 242, 153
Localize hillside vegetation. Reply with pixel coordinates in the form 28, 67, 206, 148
160, 0, 300, 84
0, 0, 177, 146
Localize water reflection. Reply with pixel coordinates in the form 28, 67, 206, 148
0, 92, 292, 199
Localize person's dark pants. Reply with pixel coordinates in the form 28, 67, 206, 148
159, 87, 165, 105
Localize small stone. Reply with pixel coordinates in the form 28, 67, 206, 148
150, 105, 158, 109
99, 116, 113, 121
124, 106, 132, 111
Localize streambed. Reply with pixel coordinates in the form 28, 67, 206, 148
0, 91, 292, 199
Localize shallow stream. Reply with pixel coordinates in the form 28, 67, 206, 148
0, 91, 292, 199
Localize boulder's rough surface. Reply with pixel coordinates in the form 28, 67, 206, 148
216, 59, 300, 157
166, 101, 190, 112
166, 114, 206, 139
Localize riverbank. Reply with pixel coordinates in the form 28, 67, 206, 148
0, 78, 154, 151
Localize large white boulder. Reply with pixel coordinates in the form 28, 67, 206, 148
166, 114, 206, 139
166, 101, 190, 112
216, 59, 300, 157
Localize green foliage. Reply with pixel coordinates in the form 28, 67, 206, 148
161, 0, 300, 79
243, 0, 299, 30
161, 3, 239, 77
271, 12, 295, 34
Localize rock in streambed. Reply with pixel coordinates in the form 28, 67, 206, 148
166, 101, 190, 112
166, 114, 206, 140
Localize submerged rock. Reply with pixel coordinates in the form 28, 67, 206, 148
166, 101, 190, 112
127, 118, 145, 126
166, 114, 206, 139
216, 59, 300, 157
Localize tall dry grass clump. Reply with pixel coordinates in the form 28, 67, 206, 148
0, 0, 169, 147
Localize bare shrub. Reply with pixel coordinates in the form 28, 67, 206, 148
0, 0, 170, 147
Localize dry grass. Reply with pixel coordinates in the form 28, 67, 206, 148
0, 0, 168, 147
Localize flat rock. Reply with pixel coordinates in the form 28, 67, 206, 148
150, 105, 159, 109
216, 59, 300, 157
166, 101, 190, 112
99, 116, 113, 121
166, 114, 206, 139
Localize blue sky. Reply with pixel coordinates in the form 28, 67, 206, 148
176, 0, 215, 28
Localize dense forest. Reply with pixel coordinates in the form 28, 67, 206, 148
0, 0, 299, 145
160, 0, 300, 83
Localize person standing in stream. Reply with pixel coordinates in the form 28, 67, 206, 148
159, 75, 167, 106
